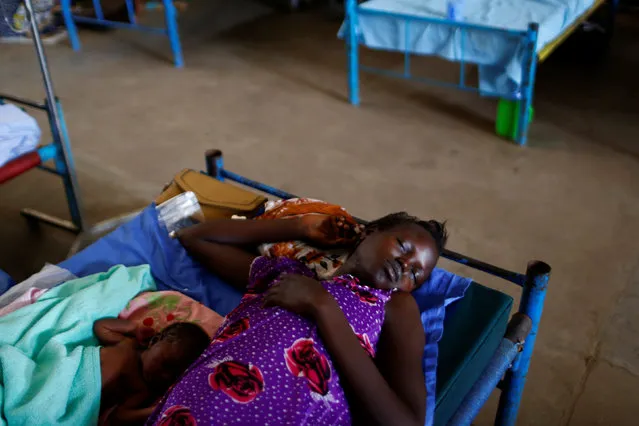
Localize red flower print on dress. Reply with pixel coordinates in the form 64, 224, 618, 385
285, 338, 332, 396
158, 405, 197, 426
226, 294, 257, 319
348, 282, 379, 305
214, 318, 250, 343
209, 360, 265, 404
356, 332, 375, 358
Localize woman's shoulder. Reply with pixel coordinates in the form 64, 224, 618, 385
384, 292, 421, 324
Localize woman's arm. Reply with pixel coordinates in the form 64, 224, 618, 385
177, 215, 361, 291
177, 217, 308, 246
111, 392, 156, 426
313, 292, 426, 426
264, 276, 426, 426
94, 318, 137, 346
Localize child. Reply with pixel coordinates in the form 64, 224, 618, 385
94, 318, 210, 425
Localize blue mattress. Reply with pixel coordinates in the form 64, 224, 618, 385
340, 0, 595, 96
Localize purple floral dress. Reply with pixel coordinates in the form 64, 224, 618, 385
147, 256, 394, 426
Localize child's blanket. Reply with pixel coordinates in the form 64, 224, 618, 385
0, 265, 156, 426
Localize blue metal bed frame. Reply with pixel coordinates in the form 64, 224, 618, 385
343, 0, 615, 146
59, 0, 184, 68
204, 149, 551, 425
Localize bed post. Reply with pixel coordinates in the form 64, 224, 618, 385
495, 260, 551, 426
60, 0, 81, 51
162, 0, 184, 68
516, 23, 539, 146
205, 149, 224, 181
346, 0, 360, 106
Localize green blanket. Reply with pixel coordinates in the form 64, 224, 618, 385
0, 265, 157, 426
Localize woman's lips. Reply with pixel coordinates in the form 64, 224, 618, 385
384, 260, 400, 282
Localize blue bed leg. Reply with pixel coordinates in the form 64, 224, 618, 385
448, 314, 532, 426
496, 261, 551, 426
60, 0, 81, 51
163, 0, 184, 68
515, 23, 539, 146
346, 0, 360, 106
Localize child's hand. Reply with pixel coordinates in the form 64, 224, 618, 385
135, 326, 156, 347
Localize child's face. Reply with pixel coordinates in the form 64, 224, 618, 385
140, 340, 187, 390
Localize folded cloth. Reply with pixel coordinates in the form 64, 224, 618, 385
0, 288, 49, 318
0, 264, 76, 309
0, 104, 41, 168
0, 265, 156, 426
119, 290, 225, 338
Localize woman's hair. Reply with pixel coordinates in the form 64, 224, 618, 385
155, 322, 210, 360
365, 212, 448, 254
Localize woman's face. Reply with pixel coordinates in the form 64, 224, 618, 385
346, 223, 439, 292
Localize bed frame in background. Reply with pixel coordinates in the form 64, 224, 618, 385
205, 149, 551, 426
0, 0, 85, 232
343, 0, 617, 146
59, 0, 184, 68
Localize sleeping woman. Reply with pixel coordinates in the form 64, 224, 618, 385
147, 212, 447, 426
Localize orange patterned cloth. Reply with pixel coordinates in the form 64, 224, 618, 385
258, 198, 358, 279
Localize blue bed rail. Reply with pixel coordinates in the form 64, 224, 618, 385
59, 0, 183, 68
344, 0, 540, 145
204, 149, 550, 426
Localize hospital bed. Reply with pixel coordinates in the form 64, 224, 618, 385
341, 0, 618, 145
0, 149, 551, 426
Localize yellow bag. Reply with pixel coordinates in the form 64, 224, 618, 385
155, 169, 267, 220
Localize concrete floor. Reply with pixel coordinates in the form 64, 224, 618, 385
1, 2, 638, 425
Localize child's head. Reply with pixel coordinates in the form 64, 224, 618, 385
140, 322, 210, 389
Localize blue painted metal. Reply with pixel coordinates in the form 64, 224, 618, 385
360, 66, 522, 101
0, 94, 46, 110
515, 23, 539, 146
52, 100, 84, 229
92, 0, 105, 20
496, 261, 551, 426
459, 28, 466, 88
125, 0, 137, 25
36, 144, 58, 163
60, 0, 81, 51
163, 0, 184, 68
404, 21, 411, 77
59, 0, 183, 67
346, 0, 360, 105
447, 339, 521, 425
71, 16, 168, 34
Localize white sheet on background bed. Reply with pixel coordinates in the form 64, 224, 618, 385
0, 103, 41, 167
340, 0, 595, 96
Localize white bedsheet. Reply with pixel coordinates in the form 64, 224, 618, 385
0, 103, 41, 167
340, 0, 595, 96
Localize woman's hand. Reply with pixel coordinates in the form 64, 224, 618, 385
263, 274, 333, 317
301, 214, 363, 248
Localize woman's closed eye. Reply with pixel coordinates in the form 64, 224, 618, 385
397, 238, 408, 253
